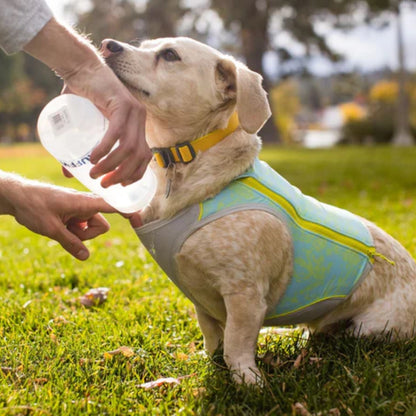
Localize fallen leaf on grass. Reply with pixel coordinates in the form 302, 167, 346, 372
104, 346, 135, 360
258, 351, 282, 368
49, 333, 58, 344
1, 365, 24, 379
31, 377, 48, 385
50, 316, 72, 326
140, 377, 181, 389
172, 352, 189, 361
293, 348, 308, 369
139, 374, 195, 390
309, 356, 323, 366
79, 287, 109, 307
0, 367, 13, 374
192, 387, 206, 398
292, 402, 311, 416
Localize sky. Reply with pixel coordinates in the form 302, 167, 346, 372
45, 0, 416, 76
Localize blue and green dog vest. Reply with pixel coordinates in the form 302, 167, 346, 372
135, 159, 377, 326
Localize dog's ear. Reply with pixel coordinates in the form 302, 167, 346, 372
235, 63, 271, 134
215, 59, 237, 101
215, 58, 271, 134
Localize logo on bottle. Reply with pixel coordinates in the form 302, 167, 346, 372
59, 153, 92, 169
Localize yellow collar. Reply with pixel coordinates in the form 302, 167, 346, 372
151, 112, 239, 168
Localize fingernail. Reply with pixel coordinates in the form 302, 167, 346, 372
77, 249, 89, 260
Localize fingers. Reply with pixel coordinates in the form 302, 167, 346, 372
89, 116, 123, 166
89, 98, 151, 187
128, 212, 143, 228
62, 166, 73, 178
67, 214, 110, 241
74, 193, 117, 215
121, 160, 149, 187
53, 197, 113, 260
99, 150, 151, 188
53, 223, 90, 261
60, 60, 150, 187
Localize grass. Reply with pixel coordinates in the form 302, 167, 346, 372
1, 143, 416, 415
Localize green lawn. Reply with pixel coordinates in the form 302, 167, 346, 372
1, 143, 416, 415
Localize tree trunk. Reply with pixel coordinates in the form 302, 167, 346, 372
392, 1, 414, 146
240, 12, 280, 143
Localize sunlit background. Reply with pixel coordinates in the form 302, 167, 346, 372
1, 0, 416, 147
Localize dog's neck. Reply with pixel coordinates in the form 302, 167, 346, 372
151, 112, 240, 169
141, 115, 261, 223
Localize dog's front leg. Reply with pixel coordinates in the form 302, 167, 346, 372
195, 305, 224, 355
223, 292, 267, 385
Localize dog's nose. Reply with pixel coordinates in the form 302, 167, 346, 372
100, 39, 124, 57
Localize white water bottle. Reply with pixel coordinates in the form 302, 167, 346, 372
37, 94, 156, 213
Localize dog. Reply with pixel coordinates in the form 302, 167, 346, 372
101, 37, 416, 385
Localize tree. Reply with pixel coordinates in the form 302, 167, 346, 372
75, 0, 143, 45
270, 79, 300, 143
393, 2, 413, 145
76, 0, 188, 46
74, 0, 373, 142
72, 0, 416, 145
0, 50, 57, 142
365, 0, 416, 145
208, 0, 362, 142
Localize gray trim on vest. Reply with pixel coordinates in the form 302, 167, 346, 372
135, 204, 201, 305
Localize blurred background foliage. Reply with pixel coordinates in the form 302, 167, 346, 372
0, 0, 415, 146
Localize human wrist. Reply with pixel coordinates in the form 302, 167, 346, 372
23, 17, 104, 81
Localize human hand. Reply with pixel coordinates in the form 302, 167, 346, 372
62, 64, 151, 188
5, 177, 116, 260
24, 18, 152, 188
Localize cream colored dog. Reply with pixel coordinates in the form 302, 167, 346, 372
101, 37, 416, 385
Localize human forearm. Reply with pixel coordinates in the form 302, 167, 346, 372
0, 171, 23, 216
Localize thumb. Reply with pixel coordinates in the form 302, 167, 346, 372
128, 212, 143, 228
55, 225, 90, 260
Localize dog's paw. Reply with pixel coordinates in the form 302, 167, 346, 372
231, 366, 263, 386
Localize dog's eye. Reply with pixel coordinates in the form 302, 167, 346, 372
158, 48, 181, 62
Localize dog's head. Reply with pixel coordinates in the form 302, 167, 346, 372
101, 37, 271, 142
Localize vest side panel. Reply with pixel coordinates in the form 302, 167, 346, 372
134, 205, 202, 305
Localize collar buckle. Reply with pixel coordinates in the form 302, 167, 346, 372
174, 142, 196, 164
152, 147, 175, 168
